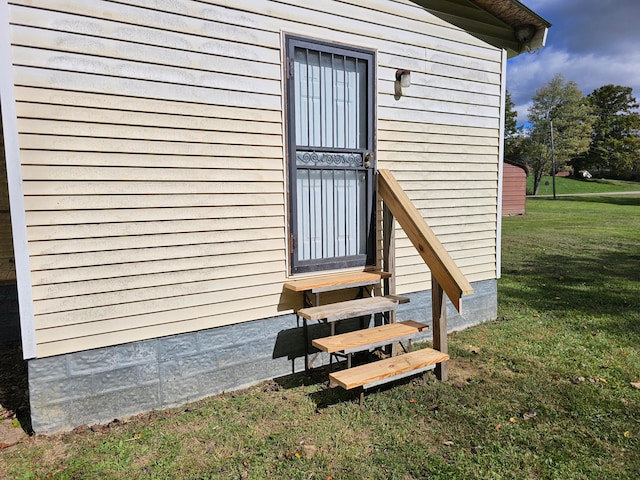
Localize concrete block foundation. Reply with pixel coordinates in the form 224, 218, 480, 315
28, 279, 497, 433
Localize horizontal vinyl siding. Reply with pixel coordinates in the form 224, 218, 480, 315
375, 0, 502, 294
377, 102, 500, 291
375, 0, 501, 291
10, 0, 288, 357
9, 0, 502, 356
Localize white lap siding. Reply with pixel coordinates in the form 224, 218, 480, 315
7, 0, 502, 357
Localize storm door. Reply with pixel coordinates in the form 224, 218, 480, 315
286, 36, 376, 274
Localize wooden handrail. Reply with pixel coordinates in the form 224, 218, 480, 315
377, 169, 473, 312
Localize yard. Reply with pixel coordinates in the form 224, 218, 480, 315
527, 175, 640, 196
1, 195, 639, 479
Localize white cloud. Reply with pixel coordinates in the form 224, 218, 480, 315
509, 46, 640, 124
506, 1, 640, 126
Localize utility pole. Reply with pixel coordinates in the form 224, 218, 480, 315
550, 119, 557, 200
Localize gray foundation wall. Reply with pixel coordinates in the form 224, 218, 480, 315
28, 279, 497, 433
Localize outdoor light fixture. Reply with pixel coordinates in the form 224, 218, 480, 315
395, 69, 411, 88
514, 24, 537, 43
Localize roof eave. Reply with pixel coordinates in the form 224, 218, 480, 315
410, 0, 550, 58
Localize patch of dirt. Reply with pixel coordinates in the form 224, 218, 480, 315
447, 357, 486, 388
38, 440, 70, 466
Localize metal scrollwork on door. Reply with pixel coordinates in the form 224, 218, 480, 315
296, 152, 364, 167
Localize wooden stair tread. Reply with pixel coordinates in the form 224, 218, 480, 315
297, 296, 399, 322
384, 294, 410, 304
329, 348, 449, 390
283, 270, 391, 293
312, 320, 428, 354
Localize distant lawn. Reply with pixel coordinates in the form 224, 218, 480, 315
527, 175, 640, 196
1, 196, 639, 479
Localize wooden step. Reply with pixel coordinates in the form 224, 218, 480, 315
384, 294, 410, 305
329, 348, 449, 390
297, 296, 399, 323
312, 320, 427, 354
283, 269, 391, 293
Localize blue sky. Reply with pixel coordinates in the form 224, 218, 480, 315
507, 0, 640, 125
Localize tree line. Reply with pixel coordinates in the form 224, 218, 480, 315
505, 74, 640, 195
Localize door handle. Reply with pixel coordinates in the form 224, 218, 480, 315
364, 152, 373, 168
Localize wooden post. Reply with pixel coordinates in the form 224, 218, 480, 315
382, 203, 396, 322
382, 202, 398, 356
431, 273, 448, 381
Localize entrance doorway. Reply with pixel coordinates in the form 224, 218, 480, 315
285, 36, 376, 274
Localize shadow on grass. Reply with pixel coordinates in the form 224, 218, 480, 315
307, 376, 423, 410
275, 353, 425, 410
501, 246, 640, 341
558, 195, 640, 207
274, 366, 357, 409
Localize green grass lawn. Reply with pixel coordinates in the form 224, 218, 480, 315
527, 175, 640, 196
2, 196, 639, 479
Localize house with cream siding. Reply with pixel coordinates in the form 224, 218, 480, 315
0, 0, 549, 433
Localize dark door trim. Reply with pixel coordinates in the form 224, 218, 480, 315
285, 35, 376, 275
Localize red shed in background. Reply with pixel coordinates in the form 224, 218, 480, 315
502, 160, 528, 216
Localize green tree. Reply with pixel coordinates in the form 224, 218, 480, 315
527, 74, 593, 194
503, 90, 531, 177
584, 84, 640, 178
518, 136, 546, 193
504, 90, 518, 137
504, 90, 522, 162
